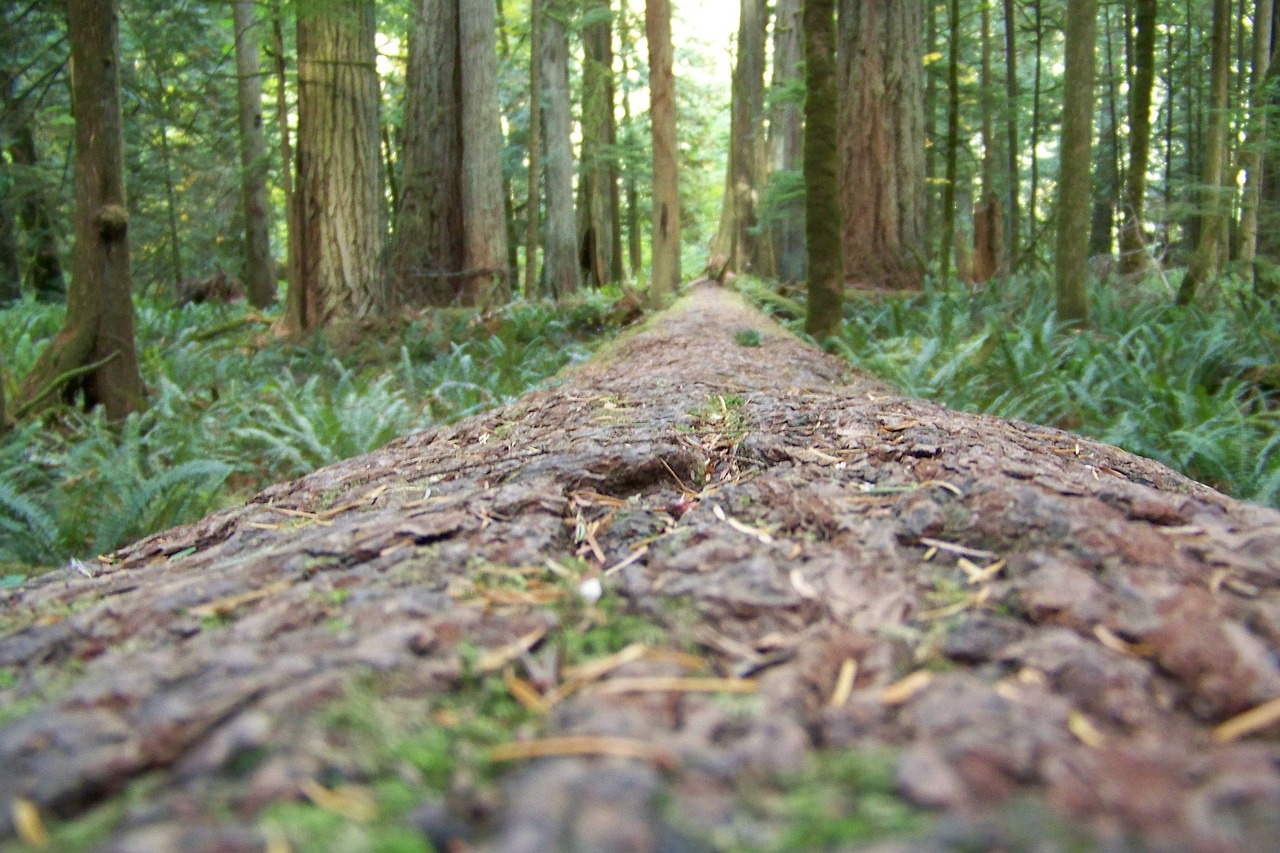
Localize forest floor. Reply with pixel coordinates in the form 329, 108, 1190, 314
2, 283, 1280, 852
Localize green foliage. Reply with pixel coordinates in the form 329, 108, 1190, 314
770, 273, 1280, 507
0, 292, 621, 574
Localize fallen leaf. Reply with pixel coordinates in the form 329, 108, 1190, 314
589, 676, 757, 695
504, 667, 549, 712
1212, 696, 1280, 743
790, 568, 819, 599
300, 780, 377, 822
829, 658, 858, 708
477, 625, 549, 673
12, 798, 49, 849
882, 670, 934, 706
188, 579, 293, 620
489, 735, 675, 768
1068, 710, 1106, 748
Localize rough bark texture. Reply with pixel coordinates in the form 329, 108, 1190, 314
4, 285, 1280, 851
523, 0, 543, 299
232, 0, 277, 309
1, 85, 66, 303
392, 0, 464, 306
578, 0, 620, 288
1002, 0, 1020, 266
711, 0, 769, 275
972, 193, 1003, 284
837, 0, 926, 291
1178, 0, 1232, 306
769, 0, 805, 283
804, 0, 842, 338
270, 0, 302, 326
17, 0, 144, 421
459, 0, 510, 303
939, 0, 961, 283
646, 0, 680, 303
541, 4, 578, 300
1054, 0, 1096, 327
1239, 0, 1276, 283
295, 0, 386, 329
1119, 0, 1158, 276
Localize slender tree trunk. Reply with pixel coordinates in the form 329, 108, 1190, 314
837, 0, 926, 291
19, 0, 144, 420
1055, 0, 1098, 327
524, 0, 543, 299
979, 0, 996, 195
493, 3, 521, 291
392, 0, 464, 306
1238, 0, 1275, 285
0, 176, 16, 303
1003, 0, 1020, 266
1029, 0, 1044, 241
460, 0, 511, 303
578, 0, 619, 287
712, 0, 769, 274
1, 84, 66, 302
1178, 0, 1233, 304
295, 0, 387, 329
542, 4, 578, 299
770, 0, 805, 281
924, 2, 938, 265
270, 0, 302, 329
646, 0, 680, 304
232, 0, 276, 308
618, 14, 643, 277
1120, 0, 1158, 276
803, 0, 842, 337
939, 0, 961, 282
155, 109, 183, 294
1089, 5, 1120, 258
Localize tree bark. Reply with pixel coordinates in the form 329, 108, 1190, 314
295, 0, 386, 329
769, 0, 805, 282
5, 286, 1280, 852
232, 0, 277, 309
1237, 0, 1275, 286
1002, 0, 1020, 266
460, 0, 510, 303
524, 0, 543, 299
1088, 4, 1120, 258
1, 76, 66, 303
1119, 0, 1158, 276
578, 0, 620, 287
1178, 0, 1232, 305
804, 0, 842, 338
270, 0, 302, 327
1055, 0, 1097, 327
838, 0, 926, 291
939, 0, 961, 282
18, 0, 144, 421
646, 0, 679, 304
541, 3, 578, 300
711, 0, 769, 275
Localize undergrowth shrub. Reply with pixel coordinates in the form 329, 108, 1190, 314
0, 290, 621, 574
743, 273, 1280, 507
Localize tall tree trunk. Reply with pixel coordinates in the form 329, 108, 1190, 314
542, 4, 578, 299
711, 0, 769, 275
646, 0, 679, 304
769, 0, 805, 282
1089, 5, 1120, 258
578, 0, 619, 287
1178, 0, 1232, 304
1003, 0, 1020, 266
19, 0, 144, 420
460, 0, 511, 303
1257, 1, 1280, 293
1119, 0, 1158, 276
924, 2, 938, 265
270, 0, 302, 327
295, 0, 387, 329
524, 0, 543, 299
1029, 0, 1044, 243
803, 0, 842, 337
0, 181, 16, 304
1238, 0, 1275, 286
232, 0, 277, 309
1054, 0, 1098, 327
840, 0, 925, 291
1, 78, 66, 303
979, 0, 997, 195
618, 13, 643, 277
392, 0, 464, 307
939, 0, 961, 282
155, 105, 184, 294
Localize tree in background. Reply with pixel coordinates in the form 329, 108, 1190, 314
711, 0, 769, 276
1054, 0, 1097, 326
1119, 0, 1158, 276
1177, 0, 1231, 306
578, 0, 621, 287
232, 0, 276, 309
837, 0, 926, 291
541, 1, 578, 299
294, 0, 386, 330
524, 0, 544, 300
767, 0, 805, 283
646, 0, 679, 302
938, 0, 961, 282
803, 0, 842, 338
19, 0, 144, 419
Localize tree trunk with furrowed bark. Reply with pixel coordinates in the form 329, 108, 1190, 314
3, 285, 1280, 850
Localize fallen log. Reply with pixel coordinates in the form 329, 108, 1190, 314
2, 284, 1279, 851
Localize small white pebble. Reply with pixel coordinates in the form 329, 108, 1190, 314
578, 576, 603, 605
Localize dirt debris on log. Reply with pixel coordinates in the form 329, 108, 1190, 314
2, 284, 1280, 851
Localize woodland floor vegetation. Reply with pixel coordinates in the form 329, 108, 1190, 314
0, 289, 626, 578
741, 272, 1280, 509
